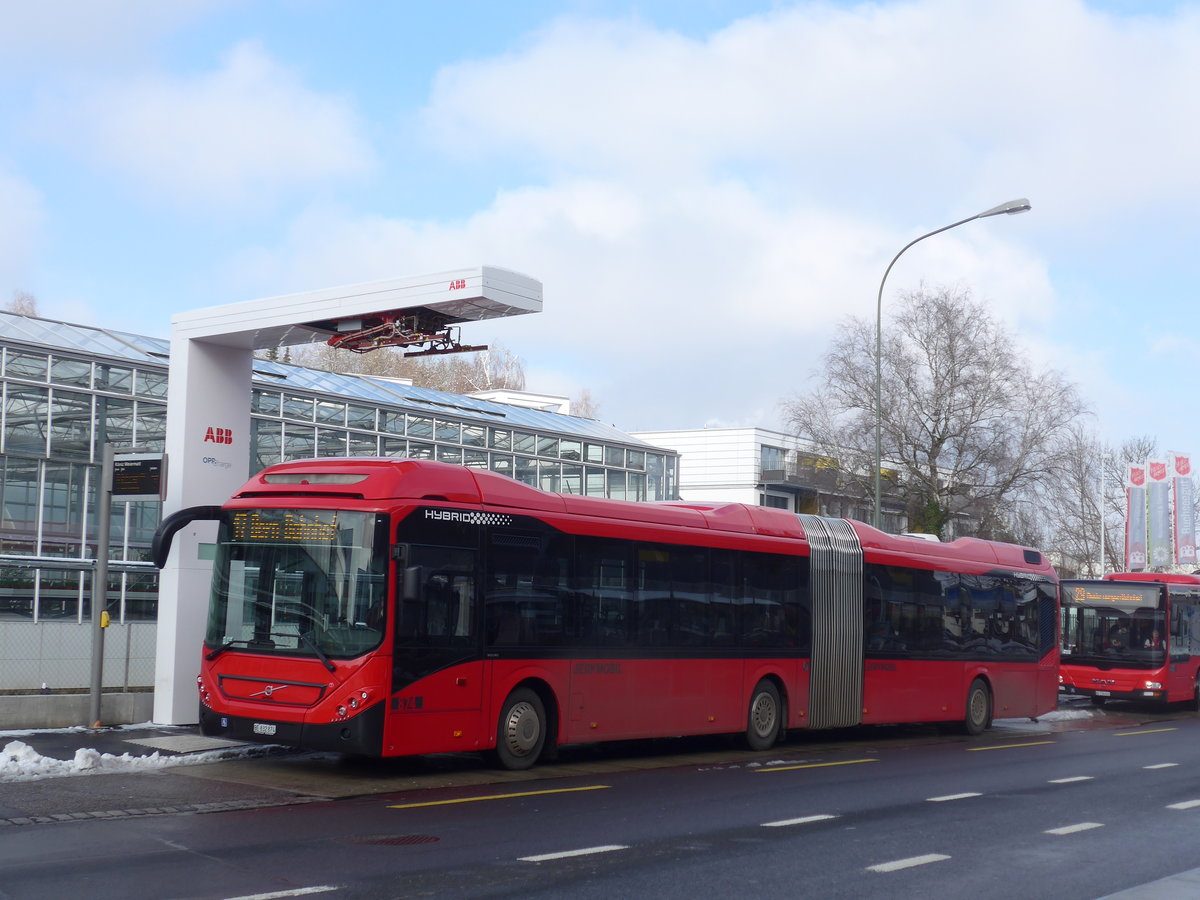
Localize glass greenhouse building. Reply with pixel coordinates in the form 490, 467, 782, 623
0, 310, 678, 713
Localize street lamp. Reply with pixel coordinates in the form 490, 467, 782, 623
872, 198, 1031, 530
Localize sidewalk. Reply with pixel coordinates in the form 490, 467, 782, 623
4, 723, 225, 761
0, 724, 313, 826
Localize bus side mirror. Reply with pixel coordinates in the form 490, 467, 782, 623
151, 505, 223, 568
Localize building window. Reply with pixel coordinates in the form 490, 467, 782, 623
6, 350, 48, 381
95, 363, 133, 394
5, 385, 49, 455
761, 445, 786, 472
50, 390, 93, 460
315, 399, 346, 425
136, 370, 168, 399
50, 357, 92, 388
251, 390, 281, 415
283, 423, 316, 460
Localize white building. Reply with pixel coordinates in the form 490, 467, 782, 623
633, 426, 907, 533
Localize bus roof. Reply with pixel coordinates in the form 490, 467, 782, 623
1104, 572, 1200, 585
232, 457, 1052, 574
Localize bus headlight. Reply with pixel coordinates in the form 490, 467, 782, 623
1145, 681, 1162, 690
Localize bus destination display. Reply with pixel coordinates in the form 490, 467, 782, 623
230, 510, 340, 544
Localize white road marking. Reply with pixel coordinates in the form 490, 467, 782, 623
927, 792, 982, 802
1045, 822, 1104, 835
1048, 776, 1094, 784
867, 854, 951, 873
223, 888, 339, 900
1145, 763, 1180, 770
1167, 800, 1200, 810
761, 814, 838, 827
520, 845, 630, 862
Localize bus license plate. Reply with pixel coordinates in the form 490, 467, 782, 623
1094, 691, 1111, 697
253, 722, 277, 735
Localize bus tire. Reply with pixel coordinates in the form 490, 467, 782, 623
1193, 679, 1200, 712
495, 688, 547, 771
963, 679, 991, 735
745, 680, 782, 751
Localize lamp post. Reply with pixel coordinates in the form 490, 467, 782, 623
872, 198, 1031, 530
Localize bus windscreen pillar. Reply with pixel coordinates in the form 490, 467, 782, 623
152, 267, 542, 724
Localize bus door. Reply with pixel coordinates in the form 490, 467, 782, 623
1168, 590, 1200, 701
389, 543, 484, 753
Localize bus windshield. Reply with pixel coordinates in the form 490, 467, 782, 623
1061, 580, 1165, 666
206, 509, 389, 660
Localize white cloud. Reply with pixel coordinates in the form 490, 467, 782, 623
219, 1, 1197, 432
0, 0, 232, 71
0, 169, 45, 294
65, 41, 374, 210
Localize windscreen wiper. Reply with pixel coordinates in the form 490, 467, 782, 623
205, 639, 250, 661
294, 631, 337, 673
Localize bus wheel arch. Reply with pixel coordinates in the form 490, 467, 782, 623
493, 680, 557, 770
745, 677, 785, 751
963, 677, 993, 736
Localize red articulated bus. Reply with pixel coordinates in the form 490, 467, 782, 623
1059, 573, 1200, 708
153, 458, 1059, 769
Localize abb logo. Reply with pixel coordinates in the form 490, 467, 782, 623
204, 427, 233, 444
448, 279, 467, 291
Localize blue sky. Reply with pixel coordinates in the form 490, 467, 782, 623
3, 0, 1199, 456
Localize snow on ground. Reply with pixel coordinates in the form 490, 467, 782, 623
0, 724, 269, 782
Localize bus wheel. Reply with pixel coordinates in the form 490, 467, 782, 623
495, 688, 547, 771
963, 679, 991, 736
1193, 679, 1200, 712
745, 680, 782, 751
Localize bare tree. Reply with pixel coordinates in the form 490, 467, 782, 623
572, 388, 600, 419
280, 341, 527, 394
7, 290, 38, 316
1037, 433, 1178, 576
782, 284, 1089, 538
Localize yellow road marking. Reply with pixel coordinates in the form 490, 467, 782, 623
389, 784, 610, 809
1115, 728, 1178, 737
758, 758, 879, 773
966, 740, 1055, 752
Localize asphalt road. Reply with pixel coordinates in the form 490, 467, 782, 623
3, 702, 1200, 900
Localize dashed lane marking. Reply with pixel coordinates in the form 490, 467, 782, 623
966, 741, 1055, 752
1048, 776, 1094, 784
520, 845, 629, 862
222, 888, 338, 900
1166, 800, 1200, 810
762, 814, 839, 827
757, 759, 878, 773
867, 854, 951, 873
927, 793, 982, 802
1045, 822, 1104, 835
389, 785, 610, 810
1145, 763, 1180, 769
1114, 728, 1179, 737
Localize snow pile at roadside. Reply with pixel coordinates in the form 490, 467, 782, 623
1029, 706, 1102, 721
0, 736, 264, 782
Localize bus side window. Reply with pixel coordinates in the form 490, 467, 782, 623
395, 547, 477, 645
1172, 597, 1196, 661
